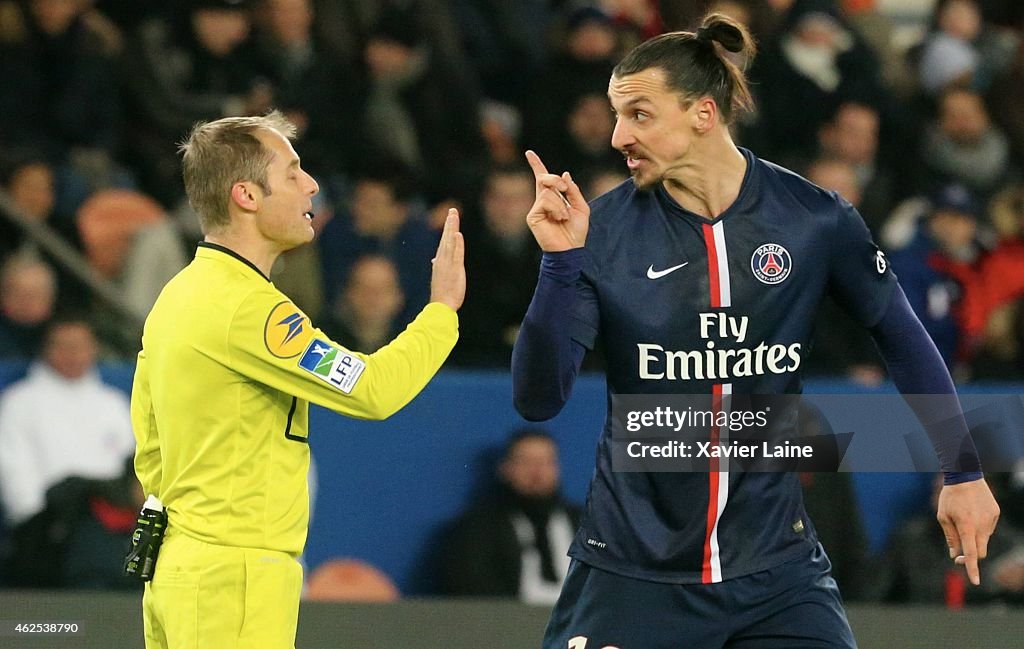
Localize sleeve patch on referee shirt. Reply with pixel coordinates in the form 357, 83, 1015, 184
298, 339, 365, 394
264, 301, 314, 358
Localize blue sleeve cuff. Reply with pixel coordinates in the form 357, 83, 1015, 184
943, 471, 984, 486
541, 249, 585, 279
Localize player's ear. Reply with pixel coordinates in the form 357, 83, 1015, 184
230, 181, 260, 212
692, 97, 718, 134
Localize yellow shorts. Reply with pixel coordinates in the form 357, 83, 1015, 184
142, 530, 303, 649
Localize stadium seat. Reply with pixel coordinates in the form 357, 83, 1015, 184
305, 558, 400, 602
76, 189, 166, 278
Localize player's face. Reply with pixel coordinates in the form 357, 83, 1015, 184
254, 130, 319, 251
609, 68, 698, 190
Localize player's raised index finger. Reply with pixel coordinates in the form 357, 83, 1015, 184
525, 150, 550, 180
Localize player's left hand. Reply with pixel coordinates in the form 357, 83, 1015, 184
937, 478, 1000, 586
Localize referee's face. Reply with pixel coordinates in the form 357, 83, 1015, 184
254, 130, 320, 251
609, 68, 698, 191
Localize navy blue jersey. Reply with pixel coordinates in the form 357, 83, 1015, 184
567, 148, 897, 584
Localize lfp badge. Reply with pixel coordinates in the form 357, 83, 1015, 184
298, 339, 365, 394
264, 301, 313, 358
751, 243, 792, 285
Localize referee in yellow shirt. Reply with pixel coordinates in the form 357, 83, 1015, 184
131, 111, 464, 648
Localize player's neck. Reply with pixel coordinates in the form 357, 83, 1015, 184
662, 137, 746, 220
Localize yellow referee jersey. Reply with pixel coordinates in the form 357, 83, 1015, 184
131, 242, 458, 554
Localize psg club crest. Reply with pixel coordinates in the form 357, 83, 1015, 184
750, 243, 792, 285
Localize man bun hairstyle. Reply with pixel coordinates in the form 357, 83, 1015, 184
613, 13, 757, 123
694, 13, 750, 54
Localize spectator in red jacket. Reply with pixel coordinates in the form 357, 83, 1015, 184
935, 183, 1024, 364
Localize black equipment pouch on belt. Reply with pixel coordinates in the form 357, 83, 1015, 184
123, 495, 167, 582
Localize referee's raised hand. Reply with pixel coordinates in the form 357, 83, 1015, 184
430, 207, 466, 311
524, 150, 590, 252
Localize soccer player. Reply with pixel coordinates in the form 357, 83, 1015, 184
512, 14, 999, 649
131, 111, 464, 648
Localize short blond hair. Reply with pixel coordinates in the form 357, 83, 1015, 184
179, 110, 297, 233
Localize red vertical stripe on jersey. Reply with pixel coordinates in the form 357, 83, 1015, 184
702, 384, 724, 583
703, 223, 722, 308
701, 221, 728, 584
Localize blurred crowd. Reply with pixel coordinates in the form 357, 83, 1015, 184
0, 0, 1023, 602
0, 0, 1020, 381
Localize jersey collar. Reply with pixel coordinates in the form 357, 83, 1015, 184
196, 242, 270, 282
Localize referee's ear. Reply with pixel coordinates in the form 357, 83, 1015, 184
230, 181, 260, 213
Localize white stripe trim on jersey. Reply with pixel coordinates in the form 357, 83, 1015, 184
712, 221, 731, 308
707, 382, 732, 583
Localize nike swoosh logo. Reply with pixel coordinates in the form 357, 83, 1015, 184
646, 262, 689, 279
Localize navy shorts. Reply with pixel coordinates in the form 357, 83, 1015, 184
542, 543, 856, 649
